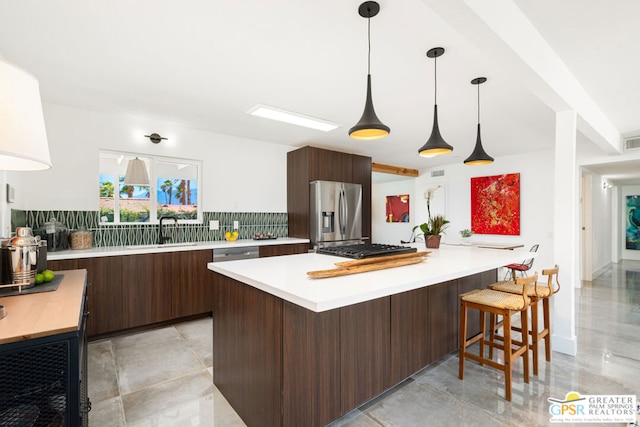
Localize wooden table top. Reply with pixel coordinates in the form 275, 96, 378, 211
0, 269, 86, 344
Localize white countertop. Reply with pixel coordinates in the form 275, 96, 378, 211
207, 243, 535, 312
47, 237, 309, 260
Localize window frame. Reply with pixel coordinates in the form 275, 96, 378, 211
99, 150, 203, 225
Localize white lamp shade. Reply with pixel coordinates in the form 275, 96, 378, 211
0, 59, 52, 170
124, 158, 150, 185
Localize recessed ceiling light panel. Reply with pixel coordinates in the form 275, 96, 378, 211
247, 104, 340, 132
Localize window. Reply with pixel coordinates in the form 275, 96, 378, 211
99, 151, 202, 224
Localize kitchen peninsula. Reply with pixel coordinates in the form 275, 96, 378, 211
208, 244, 534, 427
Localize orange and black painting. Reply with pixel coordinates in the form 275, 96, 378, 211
386, 194, 410, 223
471, 173, 520, 235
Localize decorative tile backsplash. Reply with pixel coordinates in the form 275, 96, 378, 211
11, 210, 289, 247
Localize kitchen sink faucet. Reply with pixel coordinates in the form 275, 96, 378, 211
158, 215, 178, 244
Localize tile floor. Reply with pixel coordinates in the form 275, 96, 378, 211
88, 261, 640, 426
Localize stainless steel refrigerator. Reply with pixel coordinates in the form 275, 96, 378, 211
310, 180, 363, 248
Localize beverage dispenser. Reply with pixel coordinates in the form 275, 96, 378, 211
8, 227, 41, 288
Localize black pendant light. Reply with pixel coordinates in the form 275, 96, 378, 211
349, 1, 390, 140
464, 77, 494, 165
418, 47, 453, 157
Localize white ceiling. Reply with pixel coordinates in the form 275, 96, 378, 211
0, 0, 638, 182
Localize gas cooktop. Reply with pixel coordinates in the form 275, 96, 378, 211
316, 243, 417, 259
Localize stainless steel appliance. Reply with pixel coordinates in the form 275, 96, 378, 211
5, 227, 41, 289
316, 243, 416, 259
310, 180, 363, 248
212, 246, 259, 262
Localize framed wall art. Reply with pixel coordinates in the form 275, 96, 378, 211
626, 195, 640, 250
385, 194, 410, 223
470, 173, 520, 235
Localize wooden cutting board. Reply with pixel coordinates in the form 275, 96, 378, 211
307, 256, 427, 279
333, 251, 431, 267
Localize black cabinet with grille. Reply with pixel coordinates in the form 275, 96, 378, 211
0, 288, 90, 426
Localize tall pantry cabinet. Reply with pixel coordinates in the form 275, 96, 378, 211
287, 146, 372, 247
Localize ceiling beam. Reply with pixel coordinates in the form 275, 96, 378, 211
372, 162, 419, 177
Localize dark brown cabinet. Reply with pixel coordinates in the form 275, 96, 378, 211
282, 301, 340, 427
78, 256, 128, 337
259, 242, 308, 258
390, 286, 430, 382
47, 258, 79, 272
125, 253, 172, 328
340, 297, 391, 413
213, 269, 498, 427
427, 280, 459, 363
287, 146, 372, 244
213, 275, 282, 427
171, 250, 213, 319
48, 244, 305, 338
49, 257, 129, 337
49, 249, 215, 338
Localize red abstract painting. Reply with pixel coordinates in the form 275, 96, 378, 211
471, 173, 520, 235
385, 194, 410, 222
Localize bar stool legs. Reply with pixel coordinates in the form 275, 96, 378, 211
489, 265, 560, 376
459, 274, 536, 401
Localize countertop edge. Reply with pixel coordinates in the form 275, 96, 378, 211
48, 237, 310, 260
208, 246, 533, 313
0, 269, 87, 344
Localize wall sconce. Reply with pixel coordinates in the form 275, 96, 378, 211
0, 59, 52, 170
145, 133, 167, 144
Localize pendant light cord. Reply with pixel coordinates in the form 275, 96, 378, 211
434, 54, 437, 104
367, 13, 371, 74
477, 82, 480, 124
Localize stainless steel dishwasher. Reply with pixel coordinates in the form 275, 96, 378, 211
212, 246, 259, 262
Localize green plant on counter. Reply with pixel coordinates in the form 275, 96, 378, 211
459, 229, 473, 238
413, 214, 450, 237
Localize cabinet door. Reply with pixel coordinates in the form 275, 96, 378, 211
78, 256, 127, 337
47, 259, 79, 272
259, 243, 308, 258
287, 147, 311, 240
427, 280, 458, 363
308, 147, 353, 182
340, 297, 391, 413
352, 154, 372, 240
283, 301, 340, 427
390, 286, 430, 382
458, 274, 482, 340
124, 253, 172, 328
172, 250, 214, 318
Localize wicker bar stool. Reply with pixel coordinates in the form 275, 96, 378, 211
458, 274, 537, 401
489, 265, 560, 375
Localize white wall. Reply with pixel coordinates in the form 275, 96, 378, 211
372, 178, 415, 244
414, 149, 555, 275
622, 184, 640, 261
7, 103, 294, 214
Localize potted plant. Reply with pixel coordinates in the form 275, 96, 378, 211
459, 228, 473, 245
413, 214, 450, 248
